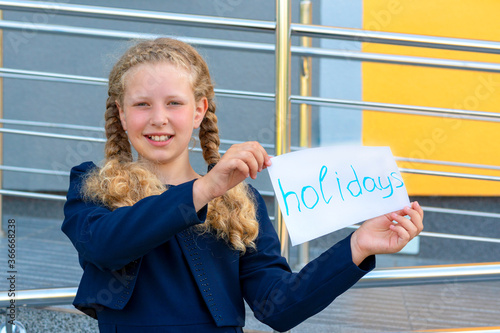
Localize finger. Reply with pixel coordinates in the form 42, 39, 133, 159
389, 223, 411, 244
256, 143, 272, 169
226, 142, 270, 178
390, 204, 422, 225
412, 201, 424, 221
264, 153, 272, 168
232, 158, 251, 180
239, 150, 259, 179
243, 141, 271, 175
404, 204, 424, 233
412, 200, 422, 212
248, 142, 266, 172
224, 144, 256, 178
249, 141, 270, 172
391, 211, 419, 238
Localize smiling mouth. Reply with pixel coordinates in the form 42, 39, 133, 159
147, 135, 172, 142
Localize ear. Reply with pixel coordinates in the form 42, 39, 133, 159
193, 97, 208, 129
116, 100, 128, 131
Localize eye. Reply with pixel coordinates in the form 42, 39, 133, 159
134, 102, 149, 107
168, 101, 181, 106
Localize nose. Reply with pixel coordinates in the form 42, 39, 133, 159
150, 104, 168, 126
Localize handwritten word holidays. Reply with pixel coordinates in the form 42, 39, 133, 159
278, 165, 404, 216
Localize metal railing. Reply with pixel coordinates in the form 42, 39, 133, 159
0, 0, 499, 252
1, 1, 500, 330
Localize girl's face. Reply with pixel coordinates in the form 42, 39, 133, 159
117, 62, 207, 170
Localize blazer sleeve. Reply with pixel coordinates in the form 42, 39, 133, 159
240, 186, 375, 332
62, 161, 207, 271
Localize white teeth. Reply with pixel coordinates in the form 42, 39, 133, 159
148, 135, 170, 142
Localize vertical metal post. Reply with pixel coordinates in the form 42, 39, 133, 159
299, 0, 312, 148
297, 0, 312, 268
6, 319, 13, 333
274, 4, 292, 331
275, 0, 291, 261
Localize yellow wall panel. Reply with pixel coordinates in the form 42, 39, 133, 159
362, 0, 500, 195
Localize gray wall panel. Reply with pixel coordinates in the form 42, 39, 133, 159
319, 0, 363, 145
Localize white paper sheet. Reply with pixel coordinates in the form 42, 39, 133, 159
267, 146, 410, 246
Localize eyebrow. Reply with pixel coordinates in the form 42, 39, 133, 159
127, 94, 186, 101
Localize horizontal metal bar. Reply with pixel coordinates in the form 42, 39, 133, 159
421, 206, 500, 219
291, 23, 500, 55
0, 118, 104, 132
4, 21, 500, 75
0, 128, 106, 142
365, 262, 500, 281
0, 189, 66, 201
400, 168, 500, 182
0, 126, 245, 155
291, 95, 500, 123
0, 123, 202, 151
0, 19, 165, 40
0, 68, 277, 100
0, 0, 275, 32
267, 211, 500, 245
0, 287, 77, 307
263, 199, 500, 221
396, 157, 500, 171
420, 231, 500, 244
0, 119, 277, 150
215, 88, 274, 101
357, 262, 500, 288
259, 190, 275, 197
346, 225, 500, 244
291, 45, 500, 73
0, 67, 107, 85
418, 329, 500, 333
0, 72, 105, 85
0, 165, 69, 176
0, 20, 275, 52
219, 138, 275, 150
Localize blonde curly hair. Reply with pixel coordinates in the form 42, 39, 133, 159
83, 38, 259, 253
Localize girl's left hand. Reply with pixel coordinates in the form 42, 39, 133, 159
350, 201, 424, 265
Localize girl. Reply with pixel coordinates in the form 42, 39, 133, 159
62, 38, 423, 333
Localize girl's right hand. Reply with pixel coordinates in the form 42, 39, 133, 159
193, 141, 271, 211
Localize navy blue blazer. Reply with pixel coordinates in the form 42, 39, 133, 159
62, 162, 375, 332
